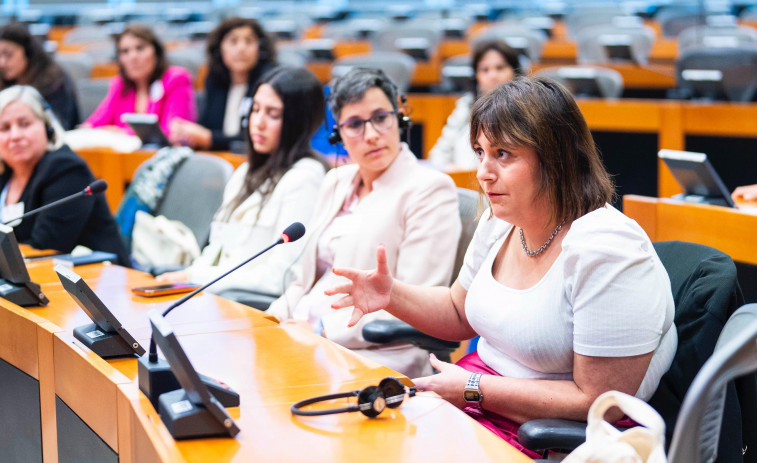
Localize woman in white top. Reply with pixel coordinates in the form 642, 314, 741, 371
428, 39, 522, 170
326, 77, 676, 457
157, 66, 328, 295
267, 68, 461, 378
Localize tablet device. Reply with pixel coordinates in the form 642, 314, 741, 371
658, 149, 736, 208
55, 264, 145, 358
121, 113, 170, 148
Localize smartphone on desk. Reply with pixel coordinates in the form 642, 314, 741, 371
131, 283, 200, 297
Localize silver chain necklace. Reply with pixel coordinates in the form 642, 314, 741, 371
519, 223, 563, 257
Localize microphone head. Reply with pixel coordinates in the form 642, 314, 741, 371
86, 179, 108, 195
281, 222, 306, 243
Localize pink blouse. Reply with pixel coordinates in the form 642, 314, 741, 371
85, 66, 197, 137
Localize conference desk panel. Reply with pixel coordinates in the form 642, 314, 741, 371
623, 195, 757, 266
112, 325, 530, 463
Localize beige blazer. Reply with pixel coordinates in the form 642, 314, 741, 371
268, 145, 462, 377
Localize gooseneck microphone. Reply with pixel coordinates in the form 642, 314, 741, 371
138, 222, 306, 409
2, 179, 108, 225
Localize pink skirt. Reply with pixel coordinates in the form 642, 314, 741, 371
456, 352, 638, 458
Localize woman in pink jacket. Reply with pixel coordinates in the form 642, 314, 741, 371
83, 24, 196, 137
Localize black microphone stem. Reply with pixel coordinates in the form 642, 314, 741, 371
148, 237, 284, 362
3, 191, 84, 225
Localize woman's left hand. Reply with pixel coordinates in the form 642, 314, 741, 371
413, 353, 472, 409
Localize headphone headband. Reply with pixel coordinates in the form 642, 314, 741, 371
291, 377, 416, 418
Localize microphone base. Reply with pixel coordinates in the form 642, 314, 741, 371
0, 279, 49, 307
138, 355, 240, 410
158, 389, 239, 439
73, 324, 141, 358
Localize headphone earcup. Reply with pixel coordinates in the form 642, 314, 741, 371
397, 113, 411, 130
328, 126, 342, 145
45, 125, 55, 142
357, 385, 386, 418
378, 377, 406, 409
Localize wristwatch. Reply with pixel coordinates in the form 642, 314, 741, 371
463, 372, 484, 408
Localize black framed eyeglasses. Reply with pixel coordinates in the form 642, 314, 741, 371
337, 110, 397, 139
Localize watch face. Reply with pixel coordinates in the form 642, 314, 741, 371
464, 390, 481, 402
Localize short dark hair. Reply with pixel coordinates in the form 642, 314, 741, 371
115, 24, 169, 91
328, 67, 399, 121
206, 17, 276, 88
470, 76, 614, 224
0, 22, 65, 94
224, 66, 327, 218
471, 39, 522, 95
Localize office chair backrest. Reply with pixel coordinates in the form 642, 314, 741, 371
668, 303, 757, 463
56, 53, 95, 80
331, 52, 416, 93
678, 25, 757, 54
676, 45, 757, 102
372, 24, 441, 61
453, 187, 481, 284
74, 77, 111, 121
647, 240, 745, 462
473, 23, 547, 63
155, 154, 233, 248
534, 65, 624, 98
575, 24, 655, 66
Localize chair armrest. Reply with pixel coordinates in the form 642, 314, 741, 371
517, 419, 587, 452
217, 289, 279, 311
362, 320, 460, 354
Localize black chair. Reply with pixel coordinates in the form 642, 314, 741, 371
676, 46, 757, 102
518, 241, 752, 463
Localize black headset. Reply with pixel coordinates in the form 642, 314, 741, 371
291, 377, 416, 418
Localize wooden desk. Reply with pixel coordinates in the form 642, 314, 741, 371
623, 195, 757, 265
0, 258, 530, 462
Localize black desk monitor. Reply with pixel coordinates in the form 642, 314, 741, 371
0, 224, 49, 307
149, 312, 240, 439
658, 149, 736, 208
55, 264, 145, 358
121, 113, 170, 148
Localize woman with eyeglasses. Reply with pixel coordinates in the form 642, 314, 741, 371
267, 67, 462, 378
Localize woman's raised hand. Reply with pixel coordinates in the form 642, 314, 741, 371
325, 244, 394, 327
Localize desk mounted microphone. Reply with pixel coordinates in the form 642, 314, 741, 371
138, 222, 306, 410
2, 179, 107, 226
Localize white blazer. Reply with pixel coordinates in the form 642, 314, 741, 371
268, 145, 462, 377
185, 157, 326, 295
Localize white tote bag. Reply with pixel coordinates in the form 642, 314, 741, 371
131, 210, 201, 267
562, 391, 667, 463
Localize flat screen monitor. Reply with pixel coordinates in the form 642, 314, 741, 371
55, 264, 145, 357
0, 224, 48, 307
658, 149, 736, 207
149, 312, 240, 439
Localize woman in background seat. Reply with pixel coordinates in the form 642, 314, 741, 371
0, 85, 129, 265
157, 66, 327, 296
428, 39, 521, 170
169, 17, 276, 151
82, 24, 195, 138
0, 23, 80, 130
